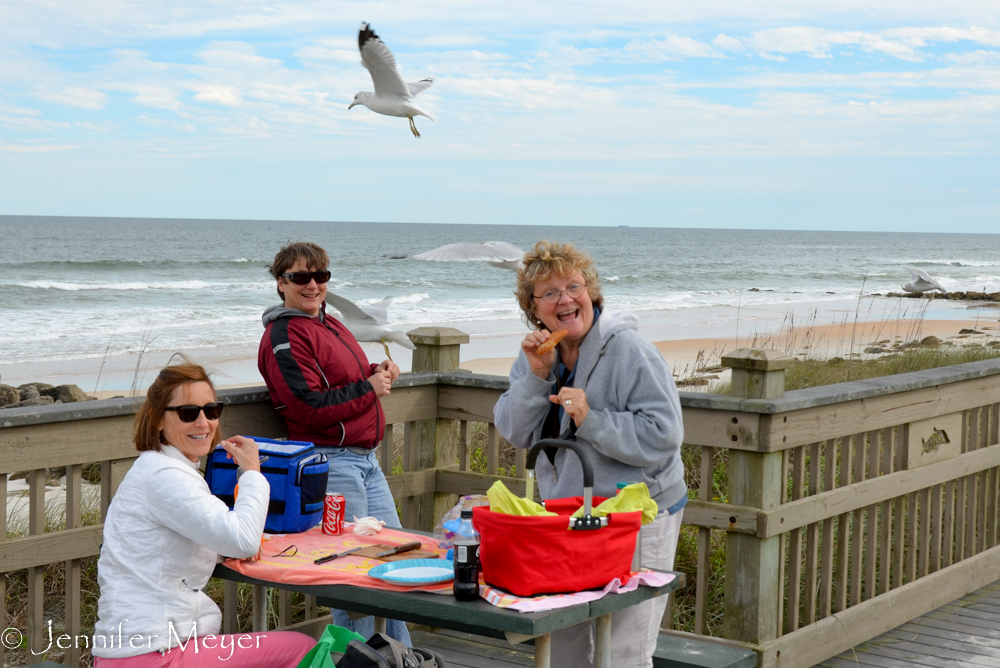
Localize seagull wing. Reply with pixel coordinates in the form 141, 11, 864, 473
413, 241, 525, 263
325, 292, 378, 326
406, 78, 434, 96
362, 296, 395, 325
358, 22, 411, 98
902, 265, 945, 291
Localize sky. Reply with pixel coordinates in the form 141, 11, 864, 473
1, 1, 999, 232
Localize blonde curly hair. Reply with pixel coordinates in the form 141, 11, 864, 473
516, 241, 603, 331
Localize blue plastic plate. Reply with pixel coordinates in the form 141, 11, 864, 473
368, 559, 455, 586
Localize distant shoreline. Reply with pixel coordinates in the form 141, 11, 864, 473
4, 297, 995, 396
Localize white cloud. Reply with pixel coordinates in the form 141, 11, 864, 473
747, 28, 924, 61
35, 86, 107, 109
0, 143, 77, 153
192, 87, 244, 106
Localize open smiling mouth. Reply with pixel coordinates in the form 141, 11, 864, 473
557, 308, 579, 322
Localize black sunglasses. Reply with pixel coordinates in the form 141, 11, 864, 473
164, 403, 225, 422
281, 271, 331, 285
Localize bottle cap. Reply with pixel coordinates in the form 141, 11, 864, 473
460, 509, 473, 519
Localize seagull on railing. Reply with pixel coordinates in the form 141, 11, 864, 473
412, 241, 526, 271
348, 22, 435, 138
901, 266, 946, 294
325, 293, 416, 361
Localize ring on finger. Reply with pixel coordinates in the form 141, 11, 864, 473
564, 399, 572, 406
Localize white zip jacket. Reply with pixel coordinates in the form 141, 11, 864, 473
92, 445, 269, 658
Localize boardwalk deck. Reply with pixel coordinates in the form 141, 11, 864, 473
814, 579, 1000, 668
410, 628, 757, 668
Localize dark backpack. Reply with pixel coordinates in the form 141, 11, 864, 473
337, 633, 445, 668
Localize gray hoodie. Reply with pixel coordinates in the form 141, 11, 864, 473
494, 310, 686, 510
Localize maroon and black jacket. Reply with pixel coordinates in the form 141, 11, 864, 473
258, 304, 383, 448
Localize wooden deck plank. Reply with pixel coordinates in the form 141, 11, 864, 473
895, 621, 1000, 650
813, 579, 1000, 668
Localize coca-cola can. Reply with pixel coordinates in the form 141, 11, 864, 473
323, 493, 345, 535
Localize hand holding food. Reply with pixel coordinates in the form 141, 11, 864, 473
536, 328, 568, 355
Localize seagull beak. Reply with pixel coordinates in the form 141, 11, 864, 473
348, 102, 356, 109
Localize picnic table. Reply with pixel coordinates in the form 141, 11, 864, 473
213, 528, 684, 668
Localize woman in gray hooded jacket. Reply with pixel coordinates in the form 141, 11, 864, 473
493, 241, 686, 668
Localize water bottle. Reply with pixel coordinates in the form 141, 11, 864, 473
453, 509, 480, 601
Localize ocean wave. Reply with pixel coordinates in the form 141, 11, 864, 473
900, 259, 1000, 268
16, 280, 213, 291
606, 276, 620, 282
391, 292, 430, 304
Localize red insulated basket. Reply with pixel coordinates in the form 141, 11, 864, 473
473, 439, 642, 597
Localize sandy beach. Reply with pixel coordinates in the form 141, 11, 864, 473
3, 296, 996, 397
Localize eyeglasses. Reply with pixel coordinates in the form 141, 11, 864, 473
164, 403, 225, 422
533, 282, 588, 304
281, 271, 331, 285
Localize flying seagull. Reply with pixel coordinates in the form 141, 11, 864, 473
325, 293, 416, 361
412, 242, 526, 272
348, 22, 435, 138
901, 266, 946, 294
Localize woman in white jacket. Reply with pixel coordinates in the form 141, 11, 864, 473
92, 362, 314, 667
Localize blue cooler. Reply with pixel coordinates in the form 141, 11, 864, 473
205, 437, 329, 533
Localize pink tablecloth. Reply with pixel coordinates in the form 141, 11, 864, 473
222, 525, 453, 594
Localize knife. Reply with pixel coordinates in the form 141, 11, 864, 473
374, 541, 422, 558
313, 547, 362, 565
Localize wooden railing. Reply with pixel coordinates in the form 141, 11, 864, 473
2, 328, 1000, 667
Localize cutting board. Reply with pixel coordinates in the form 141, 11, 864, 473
353, 544, 440, 562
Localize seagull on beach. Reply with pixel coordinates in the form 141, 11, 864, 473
325, 293, 417, 361
901, 266, 946, 294
412, 242, 526, 271
348, 22, 435, 138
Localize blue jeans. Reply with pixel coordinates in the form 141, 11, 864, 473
318, 446, 411, 647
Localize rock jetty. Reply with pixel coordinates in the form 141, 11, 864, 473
882, 291, 1000, 301
0, 380, 97, 409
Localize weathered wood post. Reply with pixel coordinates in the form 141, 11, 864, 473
721, 349, 793, 645
407, 327, 469, 531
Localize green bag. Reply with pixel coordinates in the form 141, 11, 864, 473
295, 624, 366, 668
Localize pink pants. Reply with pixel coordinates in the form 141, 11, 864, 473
94, 631, 315, 668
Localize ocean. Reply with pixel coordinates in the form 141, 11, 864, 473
1, 216, 999, 387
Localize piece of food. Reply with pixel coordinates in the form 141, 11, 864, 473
536, 329, 568, 355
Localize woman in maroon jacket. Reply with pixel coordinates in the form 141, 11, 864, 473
257, 241, 410, 645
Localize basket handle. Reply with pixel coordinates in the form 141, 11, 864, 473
525, 439, 594, 488
525, 439, 600, 522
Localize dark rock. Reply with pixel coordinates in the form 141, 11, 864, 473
959, 328, 981, 335
864, 347, 886, 354
2, 395, 55, 409
920, 336, 942, 347
52, 384, 93, 403
748, 288, 760, 292
0, 384, 19, 407
826, 291, 836, 294
20, 385, 41, 401
17, 382, 54, 395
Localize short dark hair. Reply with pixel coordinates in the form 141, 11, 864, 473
134, 361, 221, 453
268, 242, 330, 302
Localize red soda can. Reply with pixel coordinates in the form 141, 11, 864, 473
323, 493, 345, 535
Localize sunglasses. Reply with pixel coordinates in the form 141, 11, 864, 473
281, 271, 331, 285
165, 403, 225, 422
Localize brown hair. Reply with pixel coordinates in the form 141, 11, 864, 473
515, 241, 603, 331
268, 242, 330, 301
134, 361, 221, 453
